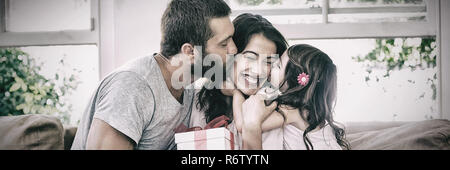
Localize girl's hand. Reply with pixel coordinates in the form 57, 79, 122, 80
261, 111, 285, 132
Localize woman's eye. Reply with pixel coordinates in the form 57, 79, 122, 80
271, 63, 276, 68
245, 55, 257, 60
271, 60, 280, 68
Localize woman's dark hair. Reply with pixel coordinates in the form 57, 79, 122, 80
160, 0, 231, 59
197, 13, 288, 122
276, 44, 350, 150
232, 13, 288, 59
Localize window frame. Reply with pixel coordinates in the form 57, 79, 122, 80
439, 0, 450, 120
0, 0, 99, 47
231, 0, 437, 39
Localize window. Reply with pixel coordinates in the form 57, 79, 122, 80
5, 0, 92, 32
229, 0, 437, 39
228, 0, 442, 122
229, 0, 324, 24
328, 0, 427, 23
0, 0, 99, 125
292, 38, 438, 122
0, 0, 99, 46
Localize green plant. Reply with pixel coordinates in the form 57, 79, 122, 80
352, 38, 437, 119
0, 48, 79, 124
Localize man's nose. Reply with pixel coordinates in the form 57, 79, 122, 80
228, 39, 237, 55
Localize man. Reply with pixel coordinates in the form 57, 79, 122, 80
71, 0, 237, 150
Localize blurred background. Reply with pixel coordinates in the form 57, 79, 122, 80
0, 0, 449, 126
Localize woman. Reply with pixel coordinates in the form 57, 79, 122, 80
191, 13, 289, 149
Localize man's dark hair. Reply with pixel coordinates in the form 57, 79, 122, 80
160, 0, 231, 58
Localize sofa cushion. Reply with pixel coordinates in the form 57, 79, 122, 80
63, 126, 77, 150
346, 119, 450, 150
0, 115, 64, 150
344, 121, 410, 134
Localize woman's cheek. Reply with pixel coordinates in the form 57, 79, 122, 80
235, 60, 246, 87
265, 65, 271, 79
233, 62, 238, 84
270, 69, 279, 88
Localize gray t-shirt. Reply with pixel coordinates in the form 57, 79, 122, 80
71, 55, 194, 150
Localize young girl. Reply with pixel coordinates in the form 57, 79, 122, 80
233, 44, 350, 150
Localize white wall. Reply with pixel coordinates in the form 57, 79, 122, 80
100, 0, 169, 78
440, 0, 450, 120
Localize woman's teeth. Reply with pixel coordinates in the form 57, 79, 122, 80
246, 76, 258, 84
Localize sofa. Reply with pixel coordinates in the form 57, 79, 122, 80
0, 115, 77, 150
0, 114, 449, 150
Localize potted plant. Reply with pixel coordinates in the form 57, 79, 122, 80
0, 48, 78, 125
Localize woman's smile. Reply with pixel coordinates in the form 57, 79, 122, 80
240, 72, 266, 88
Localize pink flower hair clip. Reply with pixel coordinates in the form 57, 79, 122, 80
297, 72, 310, 86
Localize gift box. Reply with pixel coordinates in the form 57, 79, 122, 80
174, 115, 235, 150
175, 127, 234, 150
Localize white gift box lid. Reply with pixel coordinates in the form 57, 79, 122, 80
174, 127, 232, 144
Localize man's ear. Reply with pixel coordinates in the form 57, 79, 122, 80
181, 43, 194, 56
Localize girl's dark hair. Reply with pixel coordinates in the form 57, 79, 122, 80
276, 44, 350, 150
197, 13, 288, 122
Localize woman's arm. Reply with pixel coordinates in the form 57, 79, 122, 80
241, 123, 263, 150
234, 91, 294, 133
232, 90, 245, 133
240, 95, 277, 150
232, 90, 261, 149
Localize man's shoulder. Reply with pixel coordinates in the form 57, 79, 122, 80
101, 55, 160, 86
96, 56, 159, 98
113, 55, 158, 79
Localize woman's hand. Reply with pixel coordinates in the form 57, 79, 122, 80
240, 95, 277, 150
241, 94, 277, 128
